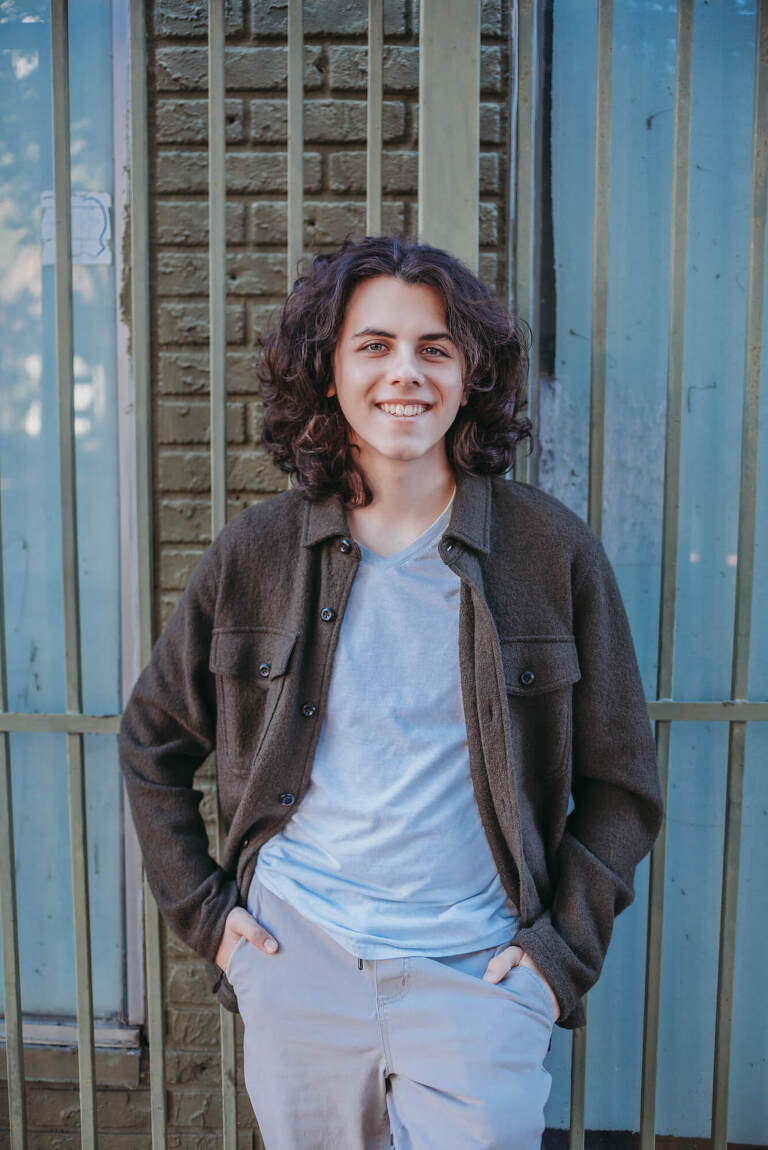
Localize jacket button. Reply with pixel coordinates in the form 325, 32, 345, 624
279, 792, 296, 806
258, 662, 271, 678
301, 701, 318, 717
242, 836, 249, 848
339, 537, 352, 553
520, 669, 536, 686
320, 607, 336, 622
444, 541, 454, 552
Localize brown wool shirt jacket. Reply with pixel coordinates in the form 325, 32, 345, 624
118, 468, 663, 1030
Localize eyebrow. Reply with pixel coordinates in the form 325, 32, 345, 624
351, 326, 454, 343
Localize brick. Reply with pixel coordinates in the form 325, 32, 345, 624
156, 399, 247, 444
157, 351, 259, 394
22, 1136, 152, 1150
158, 497, 252, 542
159, 498, 213, 543
166, 1134, 256, 1150
157, 449, 283, 494
155, 200, 246, 245
156, 150, 322, 195
166, 1008, 220, 1048
154, 46, 324, 92
328, 150, 416, 194
156, 252, 286, 296
478, 250, 499, 293
327, 153, 499, 197
167, 960, 217, 1006
166, 1049, 221, 1086
249, 98, 406, 144
158, 545, 205, 588
157, 302, 246, 344
328, 44, 503, 95
17, 1087, 151, 1130
226, 449, 286, 492
167, 1087, 221, 1129
155, 150, 208, 194
250, 0, 407, 36
250, 199, 406, 247
165, 918, 203, 956
153, 0, 245, 39
479, 201, 499, 246
250, 303, 282, 343
227, 151, 323, 194
480, 101, 502, 144
328, 45, 416, 92
155, 98, 245, 144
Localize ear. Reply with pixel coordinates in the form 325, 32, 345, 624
326, 379, 336, 399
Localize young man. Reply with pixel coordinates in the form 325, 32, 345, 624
119, 235, 663, 1149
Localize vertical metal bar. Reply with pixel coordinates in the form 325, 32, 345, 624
50, 1, 97, 1145
128, 0, 167, 1143
511, 0, 543, 486
0, 497, 26, 1148
586, 0, 613, 539
639, 5, 693, 1147
711, 5, 768, 1145
418, 0, 480, 271
287, 0, 304, 290
210, 0, 228, 539
208, 1, 239, 1145
366, 0, 384, 235
569, 1006, 587, 1150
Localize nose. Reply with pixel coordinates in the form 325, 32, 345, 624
387, 345, 425, 387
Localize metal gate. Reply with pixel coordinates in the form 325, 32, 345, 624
1, 1, 766, 1147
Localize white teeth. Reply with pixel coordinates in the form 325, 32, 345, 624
378, 402, 429, 416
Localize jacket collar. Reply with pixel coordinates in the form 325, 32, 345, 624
302, 468, 491, 555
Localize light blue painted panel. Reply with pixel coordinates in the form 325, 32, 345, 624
546, 0, 766, 1140
0, 1, 123, 1018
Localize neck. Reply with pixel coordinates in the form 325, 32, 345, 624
345, 452, 457, 554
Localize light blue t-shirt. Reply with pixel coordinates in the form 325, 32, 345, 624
254, 494, 520, 957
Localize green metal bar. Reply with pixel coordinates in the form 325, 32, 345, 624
208, 1, 239, 1145
586, 0, 613, 539
0, 467, 26, 1148
711, 5, 768, 1145
1, 699, 765, 737
0, 714, 121, 733
128, 0, 166, 1145
640, 5, 693, 1147
50, 2, 97, 1145
366, 0, 383, 236
417, 0, 480, 271
287, 0, 304, 290
209, 0, 228, 541
511, 0, 543, 487
647, 701, 768, 722
568, 999, 587, 1150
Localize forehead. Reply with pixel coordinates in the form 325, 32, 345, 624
339, 275, 448, 330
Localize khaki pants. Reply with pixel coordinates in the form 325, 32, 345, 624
226, 870, 554, 1149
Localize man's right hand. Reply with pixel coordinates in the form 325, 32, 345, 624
215, 905, 280, 974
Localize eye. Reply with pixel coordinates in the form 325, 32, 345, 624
423, 346, 447, 357
362, 341, 387, 352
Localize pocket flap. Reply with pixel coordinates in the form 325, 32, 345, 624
209, 628, 298, 679
501, 636, 581, 696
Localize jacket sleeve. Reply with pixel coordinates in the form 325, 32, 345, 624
511, 537, 663, 1028
118, 538, 240, 966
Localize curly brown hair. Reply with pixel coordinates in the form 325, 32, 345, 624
257, 234, 532, 506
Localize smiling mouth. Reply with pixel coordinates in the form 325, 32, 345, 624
376, 402, 433, 418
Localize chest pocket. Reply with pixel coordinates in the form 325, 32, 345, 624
209, 627, 298, 775
500, 637, 581, 786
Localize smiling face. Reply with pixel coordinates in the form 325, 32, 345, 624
328, 275, 467, 482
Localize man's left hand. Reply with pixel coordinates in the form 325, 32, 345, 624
482, 944, 560, 1023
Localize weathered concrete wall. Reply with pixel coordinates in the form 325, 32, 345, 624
0, 0, 511, 1144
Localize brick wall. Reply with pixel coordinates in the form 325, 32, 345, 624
0, 1, 511, 1144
